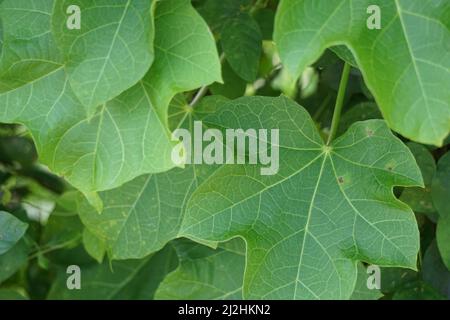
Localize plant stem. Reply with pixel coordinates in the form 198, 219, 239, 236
327, 62, 351, 145
189, 53, 226, 108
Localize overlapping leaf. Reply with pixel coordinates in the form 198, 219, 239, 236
181, 95, 422, 299
274, 0, 450, 145
52, 0, 156, 116
0, 0, 221, 196
77, 96, 227, 259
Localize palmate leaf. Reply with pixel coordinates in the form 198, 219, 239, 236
52, 0, 156, 116
0, 0, 221, 196
181, 96, 423, 299
274, 0, 450, 146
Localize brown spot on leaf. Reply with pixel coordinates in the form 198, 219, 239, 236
338, 176, 344, 184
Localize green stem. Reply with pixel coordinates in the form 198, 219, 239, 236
327, 62, 351, 145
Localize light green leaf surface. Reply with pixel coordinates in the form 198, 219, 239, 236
82, 228, 106, 263
78, 96, 228, 259
275, 0, 450, 145
0, 0, 220, 195
181, 96, 422, 299
155, 238, 245, 300
52, 0, 156, 116
0, 211, 28, 255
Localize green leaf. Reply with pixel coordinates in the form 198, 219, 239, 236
198, 0, 252, 34
221, 12, 262, 82
0, 240, 29, 284
253, 8, 275, 41
432, 151, 450, 217
155, 238, 245, 299
47, 244, 178, 299
338, 102, 382, 135
82, 228, 106, 264
392, 280, 445, 300
331, 46, 358, 68
380, 267, 418, 295
181, 96, 422, 299
400, 143, 436, 214
210, 60, 247, 99
350, 263, 383, 300
145, 0, 222, 112
52, 0, 156, 116
0, 288, 29, 300
436, 217, 450, 271
78, 96, 228, 259
422, 240, 450, 298
0, 211, 28, 255
0, 0, 220, 195
274, 0, 450, 146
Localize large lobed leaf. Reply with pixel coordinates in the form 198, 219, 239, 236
181, 96, 422, 299
274, 0, 450, 146
79, 94, 423, 299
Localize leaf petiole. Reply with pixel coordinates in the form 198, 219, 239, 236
327, 62, 351, 145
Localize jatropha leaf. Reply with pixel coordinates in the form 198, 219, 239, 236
181, 96, 422, 299
0, 211, 28, 255
155, 238, 245, 300
0, 0, 221, 196
77, 96, 228, 259
52, 0, 157, 116
274, 0, 450, 146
